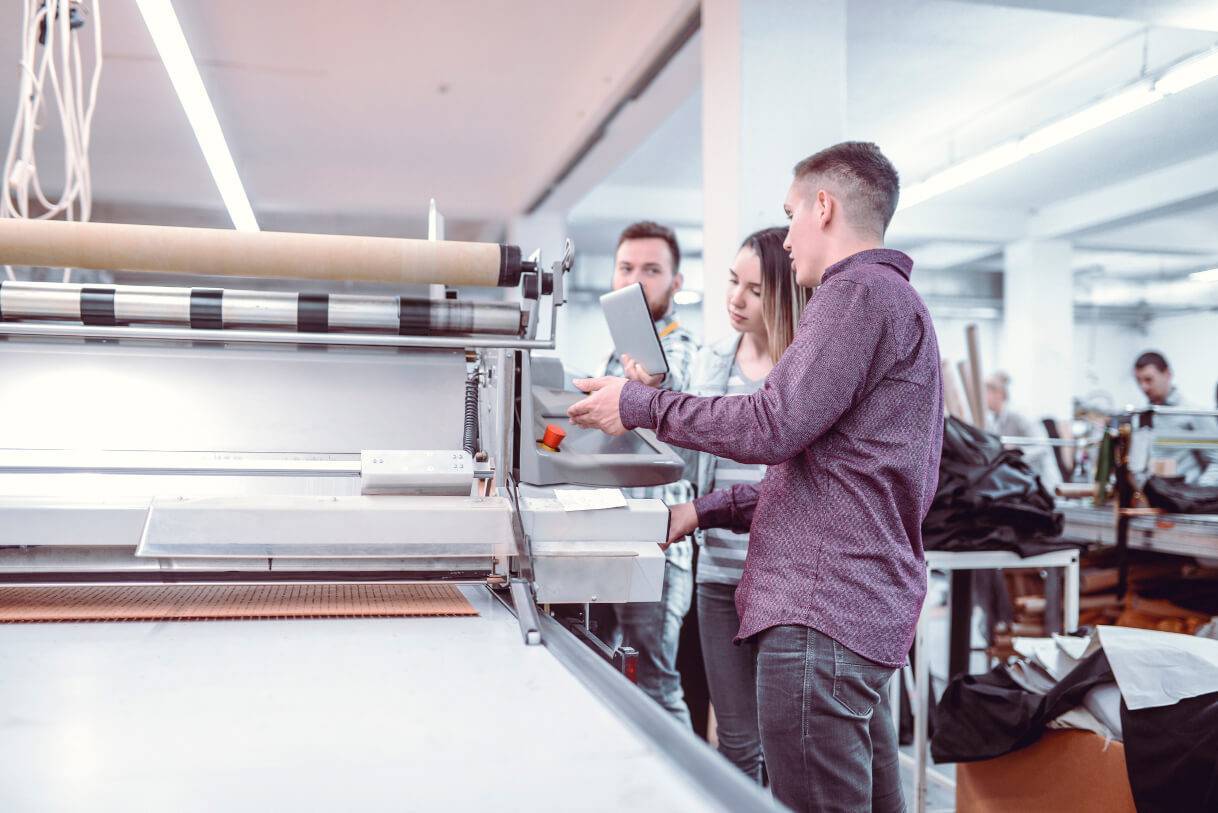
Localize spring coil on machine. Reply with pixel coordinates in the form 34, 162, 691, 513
463, 373, 480, 457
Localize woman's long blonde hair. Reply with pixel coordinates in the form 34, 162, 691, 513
741, 227, 810, 364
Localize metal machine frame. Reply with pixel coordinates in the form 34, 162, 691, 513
0, 242, 572, 631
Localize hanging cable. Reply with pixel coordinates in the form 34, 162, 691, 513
2, 1, 103, 284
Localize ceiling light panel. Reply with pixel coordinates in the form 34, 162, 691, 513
135, 0, 258, 231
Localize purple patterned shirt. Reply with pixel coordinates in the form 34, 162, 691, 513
619, 249, 943, 667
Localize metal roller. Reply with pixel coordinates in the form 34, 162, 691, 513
0, 281, 525, 336
0, 218, 531, 287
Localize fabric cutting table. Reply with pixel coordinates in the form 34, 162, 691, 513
0, 585, 765, 811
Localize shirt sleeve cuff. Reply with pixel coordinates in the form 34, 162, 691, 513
619, 380, 657, 430
693, 489, 734, 531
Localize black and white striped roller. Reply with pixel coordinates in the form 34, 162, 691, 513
0, 281, 527, 336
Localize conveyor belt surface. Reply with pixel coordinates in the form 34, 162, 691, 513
0, 585, 755, 812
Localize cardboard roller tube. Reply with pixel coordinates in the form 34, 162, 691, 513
0, 218, 525, 287
941, 358, 967, 422
958, 360, 983, 428
965, 323, 986, 427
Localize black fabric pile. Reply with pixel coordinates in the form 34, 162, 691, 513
932, 650, 1218, 813
1137, 577, 1218, 618
922, 416, 1070, 556
932, 649, 1114, 763
1144, 475, 1218, 514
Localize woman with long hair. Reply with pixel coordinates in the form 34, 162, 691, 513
686, 226, 808, 781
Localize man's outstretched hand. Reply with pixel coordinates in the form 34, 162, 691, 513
568, 376, 629, 436
664, 502, 699, 549
621, 353, 665, 388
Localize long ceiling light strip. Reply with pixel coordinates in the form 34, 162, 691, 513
898, 45, 1218, 211
135, 0, 258, 231
1190, 268, 1218, 283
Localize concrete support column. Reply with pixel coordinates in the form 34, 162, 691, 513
1002, 239, 1074, 422
700, 0, 846, 342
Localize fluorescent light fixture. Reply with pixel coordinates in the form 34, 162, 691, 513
673, 290, 703, 306
899, 46, 1218, 212
1156, 47, 1218, 96
1190, 268, 1218, 283
135, 0, 258, 231
1020, 81, 1161, 155
901, 141, 1029, 209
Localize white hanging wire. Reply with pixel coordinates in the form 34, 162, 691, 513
2, 1, 104, 282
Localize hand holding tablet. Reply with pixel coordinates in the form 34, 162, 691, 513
600, 283, 669, 383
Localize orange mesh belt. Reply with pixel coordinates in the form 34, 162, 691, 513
0, 583, 477, 623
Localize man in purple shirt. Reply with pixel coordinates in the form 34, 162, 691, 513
569, 142, 943, 813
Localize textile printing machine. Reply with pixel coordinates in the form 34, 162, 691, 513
0, 218, 776, 812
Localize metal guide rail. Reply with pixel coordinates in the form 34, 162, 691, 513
1059, 501, 1218, 558
0, 279, 528, 336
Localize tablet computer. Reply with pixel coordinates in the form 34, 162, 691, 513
600, 283, 669, 376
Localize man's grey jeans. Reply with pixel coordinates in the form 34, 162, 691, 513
608, 559, 693, 726
755, 625, 904, 812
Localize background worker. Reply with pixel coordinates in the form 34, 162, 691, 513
597, 220, 699, 725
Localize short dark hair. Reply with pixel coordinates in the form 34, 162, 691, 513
616, 221, 680, 274
1134, 351, 1169, 372
793, 142, 900, 238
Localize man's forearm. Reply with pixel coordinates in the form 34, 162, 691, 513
693, 483, 759, 535
620, 381, 805, 465
620, 278, 889, 465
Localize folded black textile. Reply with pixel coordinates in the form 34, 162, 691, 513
923, 417, 1069, 556
933, 648, 1218, 813
1122, 690, 1218, 813
1134, 568, 1218, 616
931, 649, 1114, 763
1144, 475, 1218, 514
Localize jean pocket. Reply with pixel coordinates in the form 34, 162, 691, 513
830, 639, 892, 718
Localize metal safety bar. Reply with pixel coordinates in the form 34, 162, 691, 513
0, 321, 559, 350
999, 436, 1099, 448
0, 449, 360, 478
1124, 405, 1218, 419
0, 280, 526, 337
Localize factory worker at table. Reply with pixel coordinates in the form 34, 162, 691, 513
984, 371, 1062, 489
1134, 350, 1218, 486
593, 220, 699, 727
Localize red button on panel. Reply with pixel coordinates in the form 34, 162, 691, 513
540, 423, 566, 452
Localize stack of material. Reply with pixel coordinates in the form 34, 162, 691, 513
923, 417, 1069, 557
1076, 549, 1218, 632
934, 627, 1218, 813
1144, 476, 1218, 514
